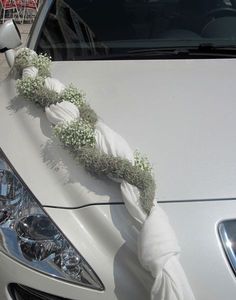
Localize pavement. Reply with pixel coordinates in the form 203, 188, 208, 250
0, 23, 32, 81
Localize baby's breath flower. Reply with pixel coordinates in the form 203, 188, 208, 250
15, 48, 37, 71
16, 76, 45, 102
32, 53, 51, 78
60, 85, 86, 108
79, 102, 98, 127
54, 120, 96, 151
15, 48, 51, 77
134, 150, 152, 173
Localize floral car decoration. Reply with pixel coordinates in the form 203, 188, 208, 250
14, 48, 195, 300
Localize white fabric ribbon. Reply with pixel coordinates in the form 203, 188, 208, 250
138, 204, 195, 300
45, 101, 80, 125
45, 77, 65, 94
95, 120, 196, 300
22, 66, 38, 79
95, 121, 134, 163
120, 181, 146, 224
44, 77, 77, 125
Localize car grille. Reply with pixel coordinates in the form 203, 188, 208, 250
8, 284, 72, 300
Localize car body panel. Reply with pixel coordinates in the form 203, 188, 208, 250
0, 202, 236, 300
1, 59, 236, 208
51, 58, 236, 203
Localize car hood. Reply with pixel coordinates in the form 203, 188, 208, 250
1, 58, 236, 207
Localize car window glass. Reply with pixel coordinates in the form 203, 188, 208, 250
36, 0, 236, 60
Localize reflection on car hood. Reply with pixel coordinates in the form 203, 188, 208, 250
1, 58, 236, 207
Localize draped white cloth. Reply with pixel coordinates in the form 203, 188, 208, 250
138, 204, 195, 300
20, 63, 195, 300
95, 121, 134, 164
95, 121, 196, 300
22, 66, 38, 79
95, 120, 146, 223
45, 77, 66, 94
45, 101, 80, 125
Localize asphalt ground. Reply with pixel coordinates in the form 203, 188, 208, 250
0, 23, 31, 81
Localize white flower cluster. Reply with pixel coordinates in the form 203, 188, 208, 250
54, 120, 96, 150
15, 48, 37, 69
134, 150, 152, 173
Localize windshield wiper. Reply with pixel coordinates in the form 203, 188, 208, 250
128, 43, 236, 58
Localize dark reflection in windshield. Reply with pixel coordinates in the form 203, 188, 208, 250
36, 0, 236, 60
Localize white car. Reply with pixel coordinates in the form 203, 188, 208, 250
1, 0, 236, 299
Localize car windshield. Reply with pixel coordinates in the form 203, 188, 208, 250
36, 0, 236, 60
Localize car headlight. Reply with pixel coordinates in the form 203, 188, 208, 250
218, 219, 236, 276
0, 149, 103, 291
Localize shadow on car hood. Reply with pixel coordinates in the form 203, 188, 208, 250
1, 58, 236, 207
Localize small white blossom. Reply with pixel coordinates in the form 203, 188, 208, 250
15, 48, 38, 70
16, 47, 37, 59
45, 101, 80, 125
134, 150, 152, 173
54, 120, 95, 149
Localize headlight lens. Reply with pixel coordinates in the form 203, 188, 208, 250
0, 149, 103, 290
218, 220, 236, 276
